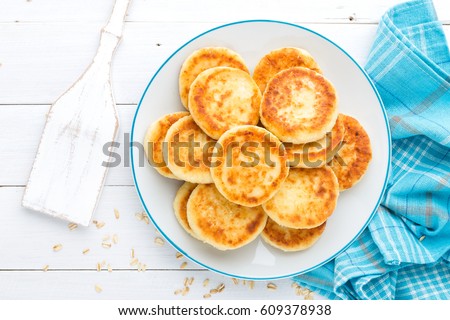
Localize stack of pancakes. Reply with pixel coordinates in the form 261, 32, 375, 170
144, 47, 372, 252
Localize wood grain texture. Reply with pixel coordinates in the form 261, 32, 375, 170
1, 21, 448, 105
1, 186, 185, 270
0, 271, 308, 300
0, 23, 379, 105
2, 0, 450, 300
0, 0, 408, 23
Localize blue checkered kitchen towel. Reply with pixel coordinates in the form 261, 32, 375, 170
295, 0, 450, 299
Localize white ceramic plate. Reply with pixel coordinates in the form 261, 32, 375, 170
131, 20, 391, 280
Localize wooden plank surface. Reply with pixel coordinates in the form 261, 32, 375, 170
2, 0, 448, 24
0, 23, 379, 105
0, 0, 408, 23
0, 271, 310, 300
0, 186, 187, 270
1, 21, 449, 105
2, 0, 450, 300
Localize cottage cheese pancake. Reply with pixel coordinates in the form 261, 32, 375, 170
285, 114, 345, 168
260, 67, 338, 144
210, 125, 289, 207
187, 184, 267, 250
253, 47, 322, 93
143, 111, 189, 179
179, 47, 249, 109
262, 167, 339, 229
189, 67, 261, 139
261, 217, 326, 252
165, 116, 215, 184
173, 182, 199, 239
330, 114, 372, 191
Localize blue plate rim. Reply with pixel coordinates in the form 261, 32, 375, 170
130, 19, 392, 280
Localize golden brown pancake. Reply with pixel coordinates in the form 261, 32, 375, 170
261, 218, 327, 251
285, 114, 345, 168
165, 116, 215, 184
187, 184, 267, 250
210, 125, 289, 207
173, 182, 199, 239
262, 167, 339, 229
253, 47, 322, 93
179, 47, 249, 109
260, 67, 338, 144
330, 114, 372, 191
189, 67, 261, 139
143, 112, 190, 179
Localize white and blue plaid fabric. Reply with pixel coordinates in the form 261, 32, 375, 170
295, 0, 450, 300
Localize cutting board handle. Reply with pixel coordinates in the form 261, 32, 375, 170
103, 0, 131, 38
22, 0, 132, 226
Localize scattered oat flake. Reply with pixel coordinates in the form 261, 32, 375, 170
141, 264, 147, 272
183, 277, 194, 286
142, 215, 150, 224
176, 252, 183, 259
42, 265, 49, 272
232, 278, 239, 285
210, 288, 218, 294
112, 234, 119, 244
291, 282, 299, 288
114, 208, 120, 219
135, 212, 144, 221
298, 287, 307, 295
102, 234, 110, 241
102, 242, 112, 249
203, 293, 212, 299
130, 258, 139, 266
203, 278, 209, 287
295, 287, 303, 296
96, 263, 101, 272
131, 248, 135, 258
95, 284, 102, 293
267, 283, 277, 290
107, 264, 112, 273
154, 237, 164, 246
52, 244, 62, 252
304, 292, 314, 300
296, 287, 311, 296
82, 248, 90, 255
174, 289, 182, 295
217, 283, 225, 292
95, 221, 105, 229
182, 286, 190, 296
180, 262, 188, 269
242, 280, 247, 286
68, 222, 78, 231
249, 280, 255, 289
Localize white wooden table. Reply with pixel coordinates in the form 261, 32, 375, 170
1, 0, 448, 300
